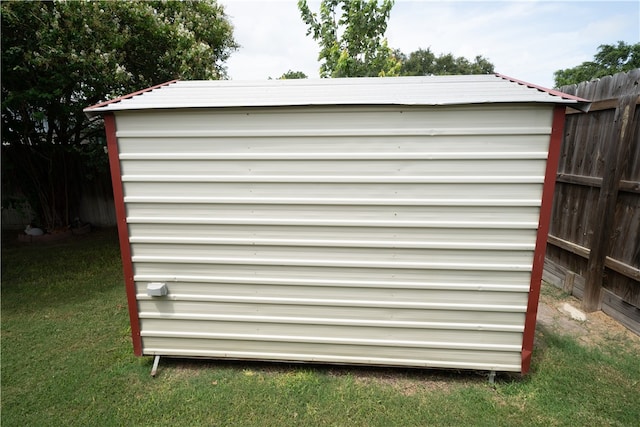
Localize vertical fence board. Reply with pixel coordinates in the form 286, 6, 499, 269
583, 94, 637, 310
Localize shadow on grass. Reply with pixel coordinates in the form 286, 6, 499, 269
1, 227, 122, 312
147, 355, 511, 389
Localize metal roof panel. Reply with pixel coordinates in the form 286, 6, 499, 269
85, 74, 590, 116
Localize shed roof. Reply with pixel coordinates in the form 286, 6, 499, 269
85, 74, 590, 117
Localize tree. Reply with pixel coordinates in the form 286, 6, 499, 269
554, 41, 640, 87
278, 70, 308, 79
1, 0, 237, 229
397, 48, 495, 76
298, 0, 400, 78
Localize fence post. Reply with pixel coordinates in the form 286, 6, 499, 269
582, 94, 637, 312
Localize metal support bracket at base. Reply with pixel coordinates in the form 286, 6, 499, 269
488, 370, 496, 384
151, 355, 161, 377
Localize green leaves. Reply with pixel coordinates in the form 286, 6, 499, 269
1, 0, 238, 147
397, 48, 495, 76
553, 41, 640, 88
298, 0, 400, 78
277, 70, 309, 80
0, 0, 238, 228
298, 1, 494, 79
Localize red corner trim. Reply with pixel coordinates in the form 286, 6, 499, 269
521, 105, 567, 374
104, 114, 143, 357
495, 73, 590, 104
85, 79, 179, 111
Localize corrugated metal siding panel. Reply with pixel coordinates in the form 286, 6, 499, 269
116, 104, 553, 372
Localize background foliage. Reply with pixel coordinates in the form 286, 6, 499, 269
554, 41, 640, 87
298, 0, 400, 77
397, 48, 494, 76
297, 0, 495, 79
276, 70, 309, 80
1, 0, 237, 229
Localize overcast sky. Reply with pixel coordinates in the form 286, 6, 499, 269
221, 0, 640, 88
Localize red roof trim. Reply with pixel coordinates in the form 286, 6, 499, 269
495, 73, 590, 104
85, 79, 179, 111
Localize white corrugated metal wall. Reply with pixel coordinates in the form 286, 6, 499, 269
115, 104, 553, 372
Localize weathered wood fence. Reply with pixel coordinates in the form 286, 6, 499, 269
1, 178, 116, 230
543, 69, 640, 334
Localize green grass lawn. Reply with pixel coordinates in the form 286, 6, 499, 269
2, 228, 639, 426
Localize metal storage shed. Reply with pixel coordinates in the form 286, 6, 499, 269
85, 75, 589, 375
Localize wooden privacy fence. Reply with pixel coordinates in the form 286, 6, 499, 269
1, 179, 116, 230
543, 69, 640, 334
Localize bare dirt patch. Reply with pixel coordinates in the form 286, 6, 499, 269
537, 282, 640, 354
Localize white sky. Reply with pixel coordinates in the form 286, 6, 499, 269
221, 0, 640, 88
